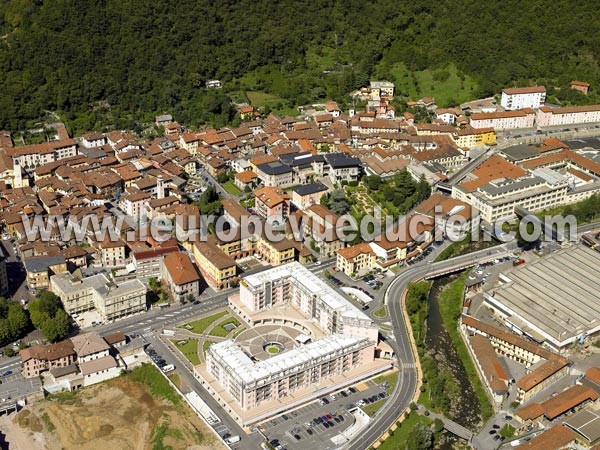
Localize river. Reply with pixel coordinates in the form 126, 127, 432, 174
425, 274, 481, 431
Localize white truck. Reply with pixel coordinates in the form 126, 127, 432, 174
161, 364, 175, 373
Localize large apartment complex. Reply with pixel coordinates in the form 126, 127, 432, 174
196, 263, 389, 426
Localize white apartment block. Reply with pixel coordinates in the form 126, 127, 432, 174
195, 263, 389, 425
501, 86, 546, 111
236, 263, 378, 341
50, 272, 147, 323
205, 335, 374, 412
470, 109, 536, 131
537, 105, 600, 127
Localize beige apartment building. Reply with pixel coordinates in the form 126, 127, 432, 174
50, 272, 147, 323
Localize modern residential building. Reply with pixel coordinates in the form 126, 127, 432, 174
500, 86, 546, 110
290, 183, 328, 210
194, 263, 389, 426
254, 186, 290, 220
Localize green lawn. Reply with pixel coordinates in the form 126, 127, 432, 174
381, 63, 478, 107
373, 306, 388, 318
171, 339, 200, 365
127, 363, 181, 408
373, 372, 399, 395
181, 310, 229, 335
222, 180, 242, 196
376, 412, 434, 450
208, 317, 241, 338
203, 340, 213, 355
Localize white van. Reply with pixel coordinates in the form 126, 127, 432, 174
224, 435, 240, 445
161, 364, 175, 373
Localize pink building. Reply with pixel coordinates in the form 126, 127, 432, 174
470, 108, 536, 130
537, 105, 600, 127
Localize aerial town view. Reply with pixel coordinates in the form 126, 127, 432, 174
1, 1, 600, 450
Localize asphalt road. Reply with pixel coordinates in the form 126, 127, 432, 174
344, 241, 517, 450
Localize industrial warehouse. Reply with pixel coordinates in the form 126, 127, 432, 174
483, 245, 600, 352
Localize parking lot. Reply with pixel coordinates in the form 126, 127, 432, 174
260, 381, 389, 450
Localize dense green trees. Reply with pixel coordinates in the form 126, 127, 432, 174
28, 291, 71, 343
0, 1, 598, 132
0, 297, 31, 347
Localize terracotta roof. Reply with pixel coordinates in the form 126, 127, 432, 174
194, 241, 236, 270
234, 170, 258, 183
539, 104, 600, 114
461, 316, 557, 360
470, 108, 535, 121
543, 385, 598, 420
516, 402, 546, 421
459, 155, 527, 192
20, 340, 75, 363
337, 243, 374, 261
571, 80, 590, 88
585, 367, 600, 386
162, 252, 200, 285
103, 332, 127, 346
502, 86, 546, 95
516, 425, 575, 450
517, 358, 569, 392
470, 335, 509, 393
254, 186, 290, 207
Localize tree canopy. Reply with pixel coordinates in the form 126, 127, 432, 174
28, 290, 71, 343
0, 1, 598, 132
0, 297, 31, 347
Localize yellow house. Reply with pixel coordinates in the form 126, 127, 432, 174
256, 235, 296, 266
453, 126, 496, 148
336, 243, 376, 278
193, 241, 237, 290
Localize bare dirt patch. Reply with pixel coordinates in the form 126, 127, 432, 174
5, 369, 223, 450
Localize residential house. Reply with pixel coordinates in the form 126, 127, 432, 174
254, 186, 290, 221
160, 252, 201, 303
23, 255, 68, 291
20, 339, 76, 378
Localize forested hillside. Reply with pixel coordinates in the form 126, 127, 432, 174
0, 0, 598, 132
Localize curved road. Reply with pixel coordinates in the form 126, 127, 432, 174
345, 241, 517, 450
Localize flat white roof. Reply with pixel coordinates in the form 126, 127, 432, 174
210, 334, 370, 385
243, 262, 371, 322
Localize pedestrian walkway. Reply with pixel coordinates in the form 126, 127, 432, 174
416, 405, 473, 441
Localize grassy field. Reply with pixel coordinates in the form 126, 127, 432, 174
222, 180, 242, 195
383, 63, 478, 107
203, 340, 213, 356
181, 310, 229, 335
171, 339, 200, 365
438, 274, 494, 421
127, 363, 182, 408
373, 306, 388, 318
208, 317, 241, 338
376, 412, 434, 450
